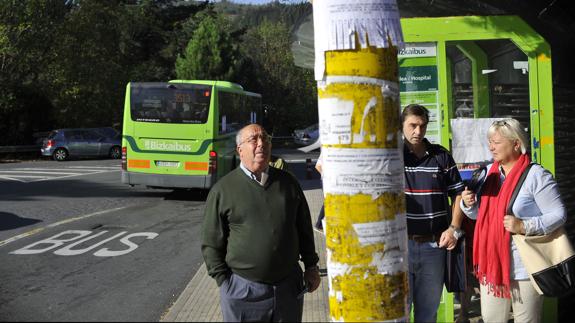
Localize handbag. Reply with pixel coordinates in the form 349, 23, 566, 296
513, 228, 575, 297
444, 234, 467, 293
508, 163, 575, 297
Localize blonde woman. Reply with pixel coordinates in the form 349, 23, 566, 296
460, 118, 566, 323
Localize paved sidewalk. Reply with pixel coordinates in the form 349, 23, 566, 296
161, 179, 330, 322
160, 174, 483, 322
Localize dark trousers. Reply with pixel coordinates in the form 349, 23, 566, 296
219, 266, 305, 322
315, 206, 325, 229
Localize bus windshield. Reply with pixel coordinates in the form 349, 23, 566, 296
130, 83, 211, 124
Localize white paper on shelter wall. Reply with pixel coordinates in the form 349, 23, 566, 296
451, 118, 503, 163
322, 147, 404, 198
313, 0, 404, 80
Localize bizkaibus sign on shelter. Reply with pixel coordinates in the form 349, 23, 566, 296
399, 42, 441, 144
399, 43, 437, 58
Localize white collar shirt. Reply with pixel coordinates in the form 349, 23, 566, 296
240, 163, 269, 186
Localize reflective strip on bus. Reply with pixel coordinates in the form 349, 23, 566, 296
128, 159, 151, 169
185, 162, 209, 171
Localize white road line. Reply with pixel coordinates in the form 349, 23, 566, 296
0, 176, 27, 182
10, 168, 80, 171
0, 206, 130, 248
0, 167, 120, 183
0, 175, 53, 178
9, 168, 99, 172
31, 170, 119, 183
67, 166, 119, 169
0, 170, 83, 175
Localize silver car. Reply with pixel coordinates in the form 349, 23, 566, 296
41, 128, 122, 161
293, 123, 319, 146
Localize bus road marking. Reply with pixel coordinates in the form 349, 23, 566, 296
0, 206, 129, 248
9, 230, 158, 257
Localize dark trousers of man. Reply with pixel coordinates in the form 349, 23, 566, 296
219, 266, 305, 322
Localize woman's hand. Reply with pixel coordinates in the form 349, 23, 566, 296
503, 215, 526, 234
439, 228, 457, 250
461, 186, 476, 207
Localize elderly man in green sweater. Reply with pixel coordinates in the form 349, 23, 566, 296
202, 124, 321, 322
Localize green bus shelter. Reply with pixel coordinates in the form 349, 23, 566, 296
400, 15, 556, 322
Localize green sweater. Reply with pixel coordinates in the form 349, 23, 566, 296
202, 167, 319, 286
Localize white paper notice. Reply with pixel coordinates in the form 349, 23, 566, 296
322, 148, 404, 197
313, 0, 404, 80
352, 218, 407, 251
370, 249, 407, 275
451, 118, 502, 163
318, 98, 354, 145
327, 261, 352, 277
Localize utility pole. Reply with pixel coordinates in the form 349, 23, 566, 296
312, 0, 408, 321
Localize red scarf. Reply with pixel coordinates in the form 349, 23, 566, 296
473, 154, 530, 298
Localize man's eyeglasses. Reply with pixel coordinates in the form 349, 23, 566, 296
239, 134, 272, 146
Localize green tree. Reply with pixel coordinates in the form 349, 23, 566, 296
0, 0, 67, 145
0, 0, 209, 144
43, 1, 132, 127
126, 0, 210, 82
240, 20, 317, 135
175, 14, 240, 80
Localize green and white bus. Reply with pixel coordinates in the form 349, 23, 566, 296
121, 80, 262, 189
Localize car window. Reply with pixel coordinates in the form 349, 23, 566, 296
47, 131, 59, 139
92, 127, 118, 138
65, 130, 84, 140
81, 130, 102, 140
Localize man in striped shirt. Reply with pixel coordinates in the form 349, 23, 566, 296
402, 104, 465, 322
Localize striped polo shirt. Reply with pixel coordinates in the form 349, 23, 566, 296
403, 139, 464, 235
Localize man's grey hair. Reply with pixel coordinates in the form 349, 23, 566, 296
487, 118, 529, 154
236, 128, 244, 146
236, 124, 265, 146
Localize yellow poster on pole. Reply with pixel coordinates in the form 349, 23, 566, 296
312, 0, 407, 321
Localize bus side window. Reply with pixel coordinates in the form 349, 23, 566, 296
181, 103, 192, 119
219, 92, 236, 134
218, 91, 261, 133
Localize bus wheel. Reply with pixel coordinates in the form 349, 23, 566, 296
53, 148, 68, 161
109, 146, 121, 159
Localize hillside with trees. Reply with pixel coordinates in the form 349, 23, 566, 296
0, 0, 316, 146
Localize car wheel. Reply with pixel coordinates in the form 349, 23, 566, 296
109, 146, 121, 159
53, 148, 68, 161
